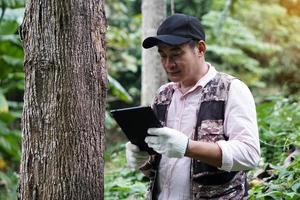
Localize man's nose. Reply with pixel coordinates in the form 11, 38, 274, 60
164, 57, 176, 69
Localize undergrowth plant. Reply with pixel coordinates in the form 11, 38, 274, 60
248, 96, 300, 199
104, 143, 149, 200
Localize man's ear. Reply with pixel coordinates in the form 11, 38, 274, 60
198, 40, 206, 55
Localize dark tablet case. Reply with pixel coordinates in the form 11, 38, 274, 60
110, 106, 162, 155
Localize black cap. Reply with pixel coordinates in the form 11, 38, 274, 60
142, 13, 205, 49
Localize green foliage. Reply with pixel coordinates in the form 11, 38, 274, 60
104, 143, 149, 200
0, 8, 24, 84
249, 156, 300, 200
0, 92, 8, 112
0, 91, 21, 199
202, 10, 280, 88
235, 1, 300, 95
108, 75, 133, 103
0, 0, 24, 8
0, 3, 24, 199
257, 96, 300, 164
169, 0, 212, 18
105, 0, 142, 107
0, 119, 21, 167
0, 170, 19, 200
0, 7, 24, 34
247, 96, 300, 199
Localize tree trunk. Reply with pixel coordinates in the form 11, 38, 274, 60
18, 0, 107, 199
141, 0, 167, 105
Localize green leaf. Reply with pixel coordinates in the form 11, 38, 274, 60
0, 34, 21, 44
0, 120, 10, 135
0, 0, 25, 8
1, 55, 23, 66
0, 20, 19, 35
120, 53, 137, 72
0, 112, 17, 124
263, 191, 284, 199
105, 110, 116, 129
0, 91, 9, 113
108, 75, 133, 103
1, 8, 24, 22
0, 171, 18, 200
0, 38, 24, 58
0, 129, 21, 161
292, 182, 300, 193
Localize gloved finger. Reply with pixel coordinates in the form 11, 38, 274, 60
146, 142, 160, 149
126, 150, 148, 169
147, 143, 166, 153
148, 127, 166, 136
127, 159, 139, 169
126, 142, 141, 152
148, 127, 171, 136
145, 136, 161, 144
155, 149, 165, 154
126, 152, 137, 168
133, 151, 149, 159
147, 128, 160, 135
148, 143, 165, 154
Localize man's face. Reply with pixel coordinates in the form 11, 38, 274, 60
157, 43, 200, 85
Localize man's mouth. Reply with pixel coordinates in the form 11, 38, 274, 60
168, 71, 180, 76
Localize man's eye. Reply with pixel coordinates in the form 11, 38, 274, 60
172, 52, 182, 57
171, 54, 180, 58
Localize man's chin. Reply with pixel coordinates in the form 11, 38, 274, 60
168, 77, 180, 83
168, 75, 181, 83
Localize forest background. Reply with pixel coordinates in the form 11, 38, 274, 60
0, 0, 299, 199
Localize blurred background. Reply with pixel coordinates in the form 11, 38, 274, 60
0, 0, 299, 199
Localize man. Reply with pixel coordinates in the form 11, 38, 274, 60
126, 13, 260, 200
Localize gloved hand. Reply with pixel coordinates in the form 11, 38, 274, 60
145, 127, 189, 158
125, 142, 149, 169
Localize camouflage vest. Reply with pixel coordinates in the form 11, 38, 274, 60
141, 72, 247, 200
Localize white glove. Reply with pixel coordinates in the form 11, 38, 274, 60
125, 142, 149, 169
145, 127, 189, 158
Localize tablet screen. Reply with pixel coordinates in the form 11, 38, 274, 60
110, 106, 162, 155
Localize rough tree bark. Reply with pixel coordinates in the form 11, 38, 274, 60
141, 0, 167, 105
18, 0, 107, 199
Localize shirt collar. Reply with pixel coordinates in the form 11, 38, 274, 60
196, 62, 217, 88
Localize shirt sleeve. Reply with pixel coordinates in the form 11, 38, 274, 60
216, 79, 261, 172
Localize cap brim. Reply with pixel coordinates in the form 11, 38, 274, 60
142, 35, 192, 49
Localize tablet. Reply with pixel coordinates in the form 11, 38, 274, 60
110, 106, 162, 155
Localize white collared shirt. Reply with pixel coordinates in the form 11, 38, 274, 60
156, 63, 260, 200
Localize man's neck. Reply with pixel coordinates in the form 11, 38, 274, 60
179, 62, 209, 93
